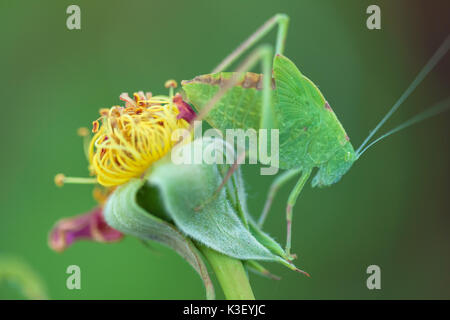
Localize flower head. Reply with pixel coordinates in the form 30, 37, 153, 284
49, 82, 196, 252
88, 85, 194, 187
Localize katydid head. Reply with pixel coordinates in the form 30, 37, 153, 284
312, 142, 357, 188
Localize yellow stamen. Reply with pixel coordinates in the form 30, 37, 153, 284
99, 108, 109, 116
88, 91, 190, 187
76, 127, 92, 161
54, 173, 65, 187
77, 127, 89, 137
54, 173, 97, 187
165, 80, 178, 99
165, 79, 178, 89
92, 120, 100, 133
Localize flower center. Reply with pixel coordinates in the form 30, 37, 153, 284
89, 91, 190, 186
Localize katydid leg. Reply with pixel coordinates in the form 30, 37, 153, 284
180, 45, 272, 143
193, 46, 275, 209
258, 168, 301, 227
191, 13, 289, 135
207, 44, 275, 198
191, 13, 290, 214
212, 13, 289, 73
216, 150, 247, 197
285, 168, 312, 258
194, 149, 247, 212
193, 45, 273, 124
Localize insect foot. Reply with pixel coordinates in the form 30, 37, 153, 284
287, 253, 298, 261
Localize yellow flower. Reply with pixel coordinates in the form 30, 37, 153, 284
54, 81, 195, 188
89, 90, 191, 187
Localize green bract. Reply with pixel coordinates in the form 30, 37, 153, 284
104, 138, 302, 299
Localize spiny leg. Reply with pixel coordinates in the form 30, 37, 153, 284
194, 149, 247, 212
209, 15, 290, 192
285, 168, 312, 259
229, 164, 249, 229
192, 14, 289, 211
192, 45, 275, 208
257, 168, 301, 227
212, 13, 289, 73
208, 44, 275, 196
193, 12, 290, 124
214, 150, 247, 199
192, 44, 274, 125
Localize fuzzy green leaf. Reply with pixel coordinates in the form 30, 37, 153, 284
104, 179, 215, 300
148, 138, 297, 270
148, 161, 276, 260
105, 137, 304, 288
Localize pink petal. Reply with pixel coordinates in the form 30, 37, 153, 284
49, 207, 123, 252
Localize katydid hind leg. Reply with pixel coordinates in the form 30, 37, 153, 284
192, 45, 274, 125
259, 45, 277, 132
191, 14, 290, 215
212, 13, 289, 73
194, 149, 247, 212
196, 13, 289, 125
202, 45, 275, 210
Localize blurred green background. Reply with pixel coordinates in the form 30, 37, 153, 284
1, 0, 449, 299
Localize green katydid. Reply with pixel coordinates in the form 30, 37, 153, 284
180, 14, 450, 258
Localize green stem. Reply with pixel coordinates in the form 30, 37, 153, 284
199, 246, 255, 300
